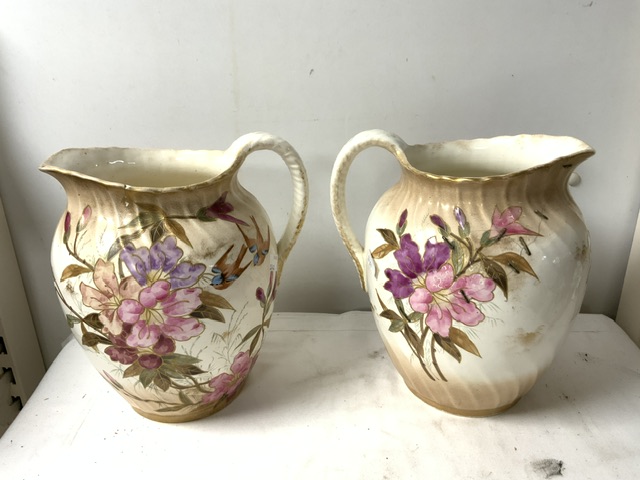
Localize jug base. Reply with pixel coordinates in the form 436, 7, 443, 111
406, 383, 522, 417
131, 384, 245, 423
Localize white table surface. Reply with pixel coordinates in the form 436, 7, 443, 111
1, 312, 639, 479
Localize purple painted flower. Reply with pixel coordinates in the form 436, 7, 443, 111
490, 206, 541, 238
454, 206, 467, 229
203, 351, 253, 404
398, 209, 408, 230
384, 236, 451, 299
120, 236, 205, 289
430, 214, 447, 230
203, 192, 249, 226
138, 354, 162, 370
256, 287, 266, 304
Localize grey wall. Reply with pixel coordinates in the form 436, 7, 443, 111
1, 0, 639, 366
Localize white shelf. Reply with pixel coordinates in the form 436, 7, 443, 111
0, 312, 638, 479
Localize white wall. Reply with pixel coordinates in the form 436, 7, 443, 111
1, 0, 639, 366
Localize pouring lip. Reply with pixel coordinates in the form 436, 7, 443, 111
39, 147, 234, 192
401, 134, 595, 182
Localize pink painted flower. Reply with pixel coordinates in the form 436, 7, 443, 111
203, 351, 253, 404
408, 264, 496, 337
80, 259, 142, 336
117, 280, 204, 348
76, 206, 92, 231
490, 206, 540, 238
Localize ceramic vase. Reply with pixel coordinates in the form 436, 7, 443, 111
41, 132, 308, 422
331, 129, 594, 416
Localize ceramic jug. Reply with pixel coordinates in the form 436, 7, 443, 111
331, 129, 594, 416
41, 132, 308, 422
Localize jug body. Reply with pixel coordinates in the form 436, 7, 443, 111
42, 133, 308, 422
332, 130, 594, 416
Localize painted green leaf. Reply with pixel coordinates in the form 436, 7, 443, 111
372, 243, 397, 259
81, 332, 111, 347
407, 311, 423, 323
376, 291, 389, 311
179, 390, 194, 405
83, 313, 104, 331
481, 255, 509, 299
162, 353, 201, 366
242, 325, 263, 345
153, 373, 171, 392
434, 335, 462, 363
200, 291, 235, 310
380, 309, 403, 323
149, 222, 166, 243
404, 324, 424, 358
164, 219, 192, 247
139, 369, 156, 388
449, 327, 481, 357
191, 305, 226, 323
249, 328, 263, 354
66, 314, 81, 328
170, 364, 207, 376
491, 252, 539, 279
123, 362, 144, 378
450, 240, 465, 276
60, 264, 92, 282
389, 319, 405, 332
196, 207, 215, 222
120, 211, 165, 230
376, 228, 399, 249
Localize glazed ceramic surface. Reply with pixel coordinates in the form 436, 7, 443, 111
41, 132, 308, 422
331, 129, 594, 416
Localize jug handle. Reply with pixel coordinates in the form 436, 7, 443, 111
330, 129, 409, 291
227, 132, 309, 278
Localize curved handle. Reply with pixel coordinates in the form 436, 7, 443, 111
227, 132, 309, 277
330, 129, 409, 291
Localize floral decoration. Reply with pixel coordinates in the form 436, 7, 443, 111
55, 191, 274, 413
372, 206, 541, 381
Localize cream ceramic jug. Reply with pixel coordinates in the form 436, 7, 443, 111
41, 132, 308, 422
331, 129, 594, 416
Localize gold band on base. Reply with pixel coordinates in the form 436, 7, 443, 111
406, 383, 522, 417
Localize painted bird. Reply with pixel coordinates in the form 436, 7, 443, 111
210, 244, 250, 289
237, 216, 271, 266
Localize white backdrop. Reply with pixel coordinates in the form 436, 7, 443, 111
1, 1, 639, 366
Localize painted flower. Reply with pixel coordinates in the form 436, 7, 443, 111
120, 236, 205, 289
430, 214, 447, 231
256, 287, 266, 305
203, 351, 253, 404
104, 324, 139, 364
408, 264, 496, 337
80, 259, 142, 336
202, 192, 249, 226
489, 206, 540, 238
454, 206, 468, 230
117, 280, 204, 348
77, 206, 92, 231
398, 209, 408, 230
384, 235, 450, 299
63, 212, 72, 243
